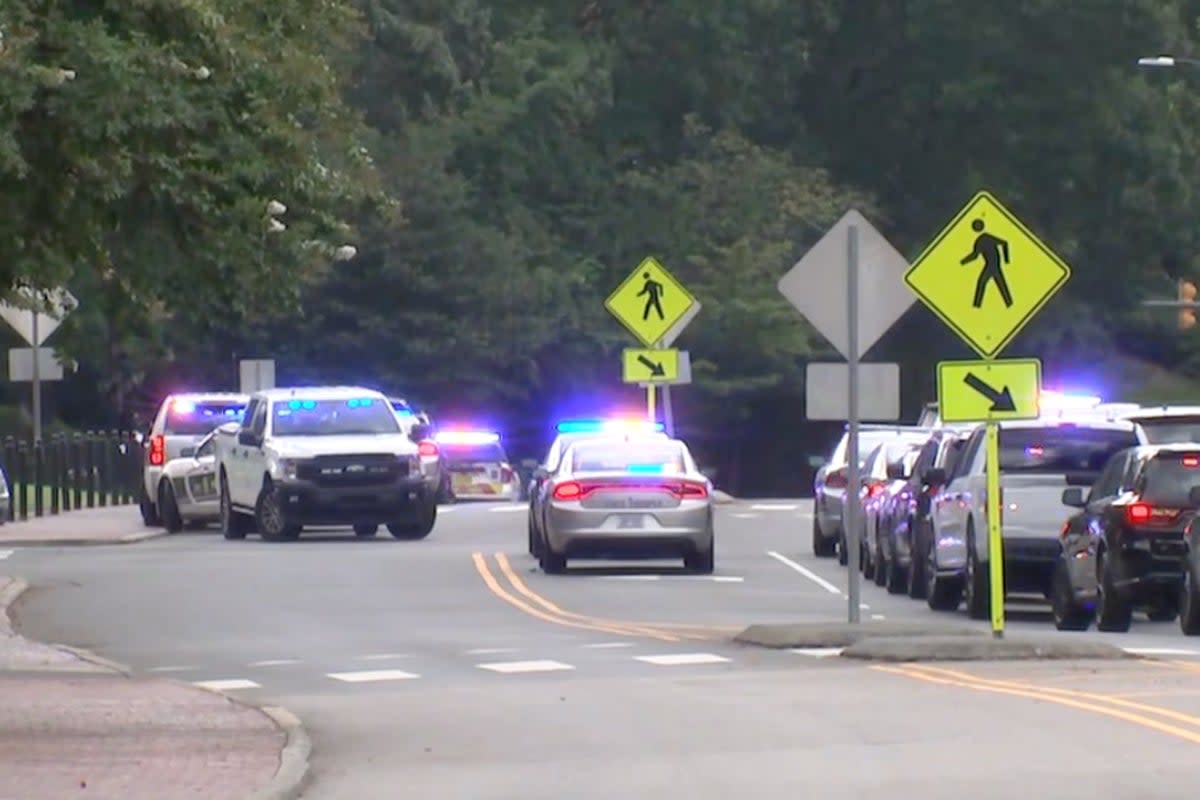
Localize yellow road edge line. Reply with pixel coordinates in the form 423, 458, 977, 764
492, 553, 680, 642
471, 552, 657, 640
872, 665, 1200, 746
904, 664, 1200, 731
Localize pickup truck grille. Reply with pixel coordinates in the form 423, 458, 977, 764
297, 454, 406, 487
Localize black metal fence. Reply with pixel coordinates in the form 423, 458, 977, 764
0, 432, 142, 521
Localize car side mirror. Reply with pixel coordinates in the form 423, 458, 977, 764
1061, 487, 1086, 508
533, 467, 549, 480
807, 455, 826, 468
409, 423, 431, 442
1189, 486, 1200, 507
237, 430, 260, 447
180, 447, 195, 458
923, 468, 946, 486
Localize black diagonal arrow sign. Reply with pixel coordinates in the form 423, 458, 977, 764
637, 354, 665, 377
962, 372, 1016, 412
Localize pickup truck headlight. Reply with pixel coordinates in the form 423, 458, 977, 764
275, 459, 302, 480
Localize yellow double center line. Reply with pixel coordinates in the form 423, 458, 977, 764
877, 663, 1200, 745
471, 551, 737, 643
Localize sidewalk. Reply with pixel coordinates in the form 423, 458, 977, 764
0, 505, 165, 546
0, 576, 304, 800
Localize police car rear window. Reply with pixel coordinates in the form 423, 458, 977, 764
1141, 453, 1200, 506
999, 427, 1138, 475
571, 442, 685, 473
164, 402, 245, 435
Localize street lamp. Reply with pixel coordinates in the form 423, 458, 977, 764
1137, 55, 1200, 68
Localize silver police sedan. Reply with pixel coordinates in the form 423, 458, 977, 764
534, 436, 714, 574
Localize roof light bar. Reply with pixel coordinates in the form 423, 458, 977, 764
434, 431, 500, 445
556, 419, 665, 434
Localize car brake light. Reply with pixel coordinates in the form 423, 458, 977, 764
553, 481, 582, 501
418, 440, 438, 458
867, 482, 885, 498
148, 434, 165, 466
1127, 503, 1151, 523
1184, 456, 1200, 467
824, 468, 847, 489
676, 481, 708, 499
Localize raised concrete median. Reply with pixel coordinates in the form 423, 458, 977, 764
734, 621, 1129, 661
0, 575, 310, 799
0, 505, 165, 546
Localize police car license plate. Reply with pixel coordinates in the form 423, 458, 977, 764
618, 515, 645, 530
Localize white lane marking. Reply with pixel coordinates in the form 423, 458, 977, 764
488, 505, 527, 513
1123, 647, 1200, 656
635, 653, 731, 666
465, 647, 520, 655
0, 549, 14, 560
248, 659, 302, 667
751, 504, 799, 511
194, 679, 260, 691
732, 513, 760, 519
597, 575, 660, 581
327, 669, 421, 683
870, 614, 886, 621
594, 574, 743, 582
708, 576, 744, 583
357, 653, 411, 661
790, 647, 844, 658
581, 642, 634, 649
437, 506, 458, 513
148, 666, 198, 673
766, 551, 843, 595
477, 660, 575, 674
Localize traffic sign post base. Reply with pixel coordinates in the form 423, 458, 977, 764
985, 422, 1005, 638
646, 383, 656, 423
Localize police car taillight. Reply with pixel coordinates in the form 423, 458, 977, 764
148, 434, 165, 466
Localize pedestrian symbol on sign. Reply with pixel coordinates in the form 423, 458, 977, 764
961, 219, 1013, 309
637, 272, 665, 321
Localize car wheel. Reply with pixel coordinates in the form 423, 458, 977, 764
256, 479, 299, 542
873, 538, 887, 587
963, 522, 991, 621
1180, 563, 1200, 635
907, 518, 927, 600
354, 524, 378, 539
1051, 560, 1092, 631
685, 530, 715, 574
220, 474, 250, 541
837, 530, 848, 566
1095, 550, 1132, 633
158, 481, 184, 533
812, 516, 836, 558
388, 501, 437, 540
527, 511, 542, 557
139, 487, 160, 527
884, 540, 906, 595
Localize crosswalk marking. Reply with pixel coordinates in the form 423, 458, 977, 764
326, 669, 420, 683
0, 549, 14, 560
1123, 647, 1200, 656
790, 647, 844, 658
750, 504, 799, 511
487, 505, 527, 513
248, 659, 302, 667
193, 679, 260, 691
635, 653, 730, 666
477, 660, 575, 674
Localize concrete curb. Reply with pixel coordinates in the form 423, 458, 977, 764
2, 574, 312, 799
840, 634, 1132, 662
734, 621, 985, 649
0, 529, 168, 547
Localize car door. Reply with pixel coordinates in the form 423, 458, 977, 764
184, 435, 219, 506
1088, 450, 1138, 546
229, 399, 264, 506
933, 428, 984, 568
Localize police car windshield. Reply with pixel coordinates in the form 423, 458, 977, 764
271, 399, 400, 436
570, 442, 685, 473
999, 426, 1138, 476
164, 402, 245, 435
1133, 416, 1200, 445
442, 443, 506, 463
1141, 453, 1200, 506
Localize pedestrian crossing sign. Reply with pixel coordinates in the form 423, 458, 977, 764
904, 191, 1071, 358
605, 257, 697, 347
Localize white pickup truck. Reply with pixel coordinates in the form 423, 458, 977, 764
214, 386, 438, 542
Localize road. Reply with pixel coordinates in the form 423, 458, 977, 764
8, 499, 1200, 798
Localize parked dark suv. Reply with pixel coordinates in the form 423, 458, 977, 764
1055, 444, 1200, 632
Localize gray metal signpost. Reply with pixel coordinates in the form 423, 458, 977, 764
0, 287, 78, 443
777, 209, 914, 623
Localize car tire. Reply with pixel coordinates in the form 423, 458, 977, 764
861, 526, 875, 580
884, 541, 906, 595
158, 481, 184, 534
139, 487, 160, 527
812, 516, 836, 558
964, 525, 991, 621
256, 479, 299, 542
388, 501, 437, 540
925, 533, 961, 611
220, 474, 250, 541
873, 538, 887, 587
354, 524, 378, 539
527, 511, 542, 558
907, 518, 927, 600
837, 531, 848, 566
1180, 563, 1200, 635
1051, 560, 1092, 631
1095, 550, 1132, 633
685, 532, 715, 574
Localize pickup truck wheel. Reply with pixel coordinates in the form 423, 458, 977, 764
354, 524, 378, 539
1095, 550, 1132, 632
220, 475, 250, 541
388, 501, 437, 540
964, 525, 991, 621
256, 480, 299, 542
158, 481, 184, 533
1180, 564, 1200, 635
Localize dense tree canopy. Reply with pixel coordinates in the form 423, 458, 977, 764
8, 0, 1200, 491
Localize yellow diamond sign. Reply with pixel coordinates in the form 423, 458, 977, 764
605, 257, 697, 347
937, 358, 1041, 423
905, 191, 1071, 358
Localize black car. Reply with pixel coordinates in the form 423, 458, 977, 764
1054, 444, 1200, 632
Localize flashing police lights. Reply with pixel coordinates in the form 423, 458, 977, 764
434, 431, 501, 445
556, 419, 666, 434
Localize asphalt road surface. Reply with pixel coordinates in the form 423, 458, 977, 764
8, 500, 1200, 798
